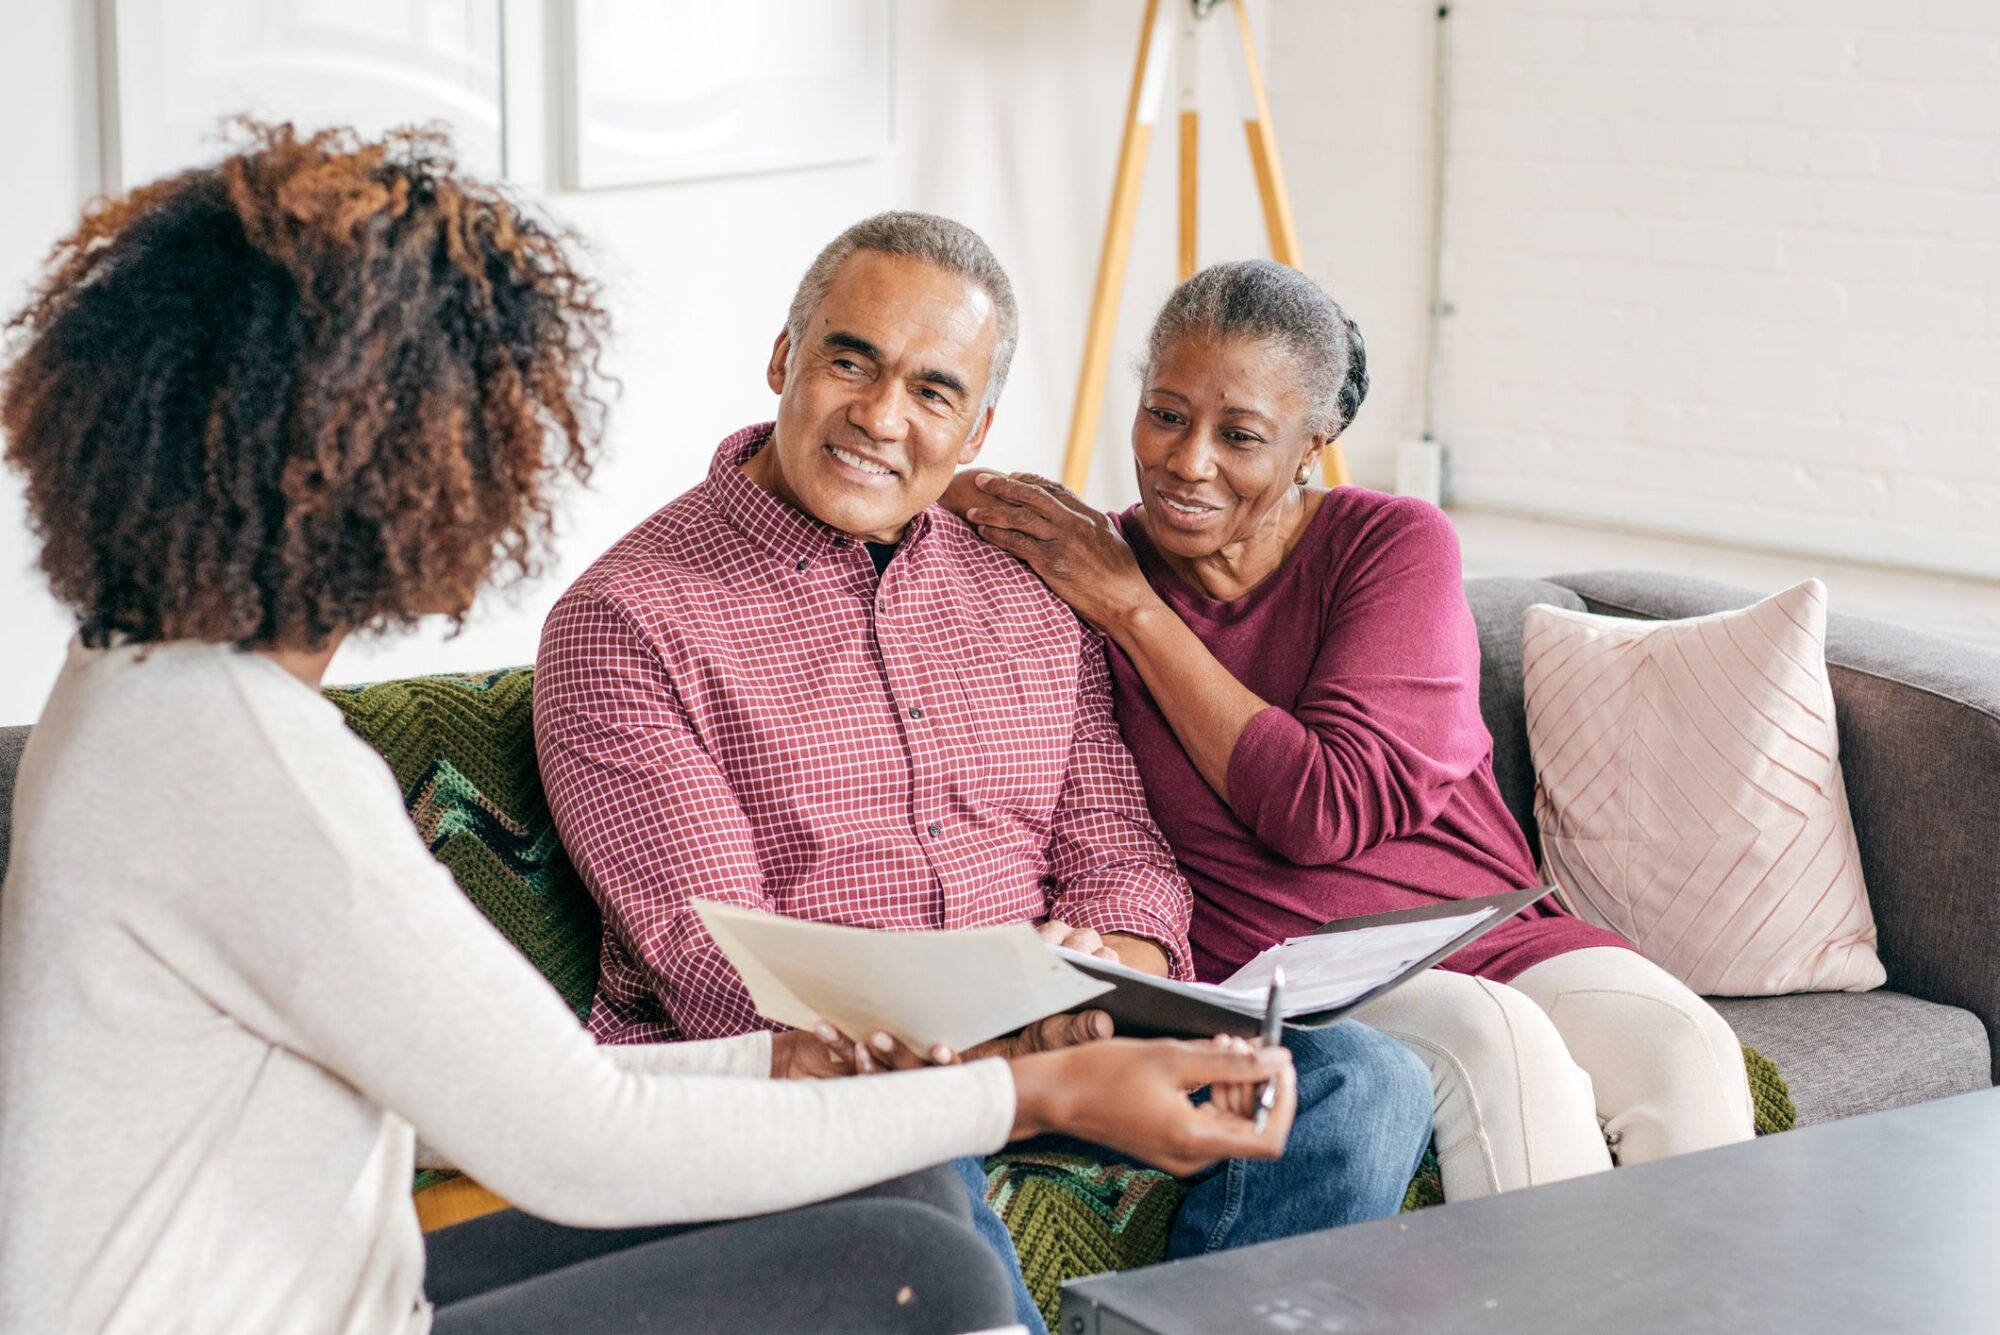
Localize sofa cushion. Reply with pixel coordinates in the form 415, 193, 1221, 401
1707, 991, 1991, 1127
323, 667, 601, 1018
1464, 579, 1586, 853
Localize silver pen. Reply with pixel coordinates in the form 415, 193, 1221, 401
1253, 965, 1285, 1133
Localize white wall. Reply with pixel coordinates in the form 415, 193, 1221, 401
1267, 0, 1443, 492
1271, 0, 2000, 646
0, 2, 100, 725
0, 1, 1274, 722
1431, 0, 2000, 581
5, 1, 1997, 723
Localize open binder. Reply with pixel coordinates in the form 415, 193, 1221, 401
1058, 886, 1555, 1040
694, 886, 1555, 1055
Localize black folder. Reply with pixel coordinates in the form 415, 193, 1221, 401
1062, 886, 1555, 1040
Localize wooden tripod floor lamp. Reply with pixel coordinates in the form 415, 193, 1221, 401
1059, 0, 1352, 494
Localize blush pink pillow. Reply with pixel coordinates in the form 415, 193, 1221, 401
1522, 579, 1885, 996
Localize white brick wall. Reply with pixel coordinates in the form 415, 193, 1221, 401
1432, 0, 2000, 581
1267, 0, 1443, 494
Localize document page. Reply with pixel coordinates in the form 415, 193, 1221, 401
1220, 906, 1498, 1014
1055, 904, 1499, 1020
694, 901, 1115, 1053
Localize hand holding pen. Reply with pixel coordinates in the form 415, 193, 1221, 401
1255, 965, 1285, 1133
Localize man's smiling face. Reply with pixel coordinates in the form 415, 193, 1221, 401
746, 249, 998, 543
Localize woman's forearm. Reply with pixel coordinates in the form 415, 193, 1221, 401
1107, 600, 1271, 803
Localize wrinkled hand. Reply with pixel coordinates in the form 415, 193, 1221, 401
1037, 918, 1119, 961
962, 473, 1157, 634
770, 1022, 950, 1079
956, 1009, 1115, 1064
1009, 1036, 1297, 1176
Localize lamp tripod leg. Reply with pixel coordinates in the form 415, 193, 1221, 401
1178, 3, 1200, 282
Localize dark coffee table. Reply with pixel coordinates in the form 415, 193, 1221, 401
1061, 1087, 1999, 1334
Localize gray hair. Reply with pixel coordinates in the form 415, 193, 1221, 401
1142, 260, 1369, 437
785, 211, 1020, 415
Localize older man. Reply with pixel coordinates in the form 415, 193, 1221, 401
534, 214, 1430, 1323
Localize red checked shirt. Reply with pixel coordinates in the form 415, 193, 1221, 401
535, 424, 1195, 1044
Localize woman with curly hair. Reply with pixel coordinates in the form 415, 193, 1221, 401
0, 125, 1295, 1335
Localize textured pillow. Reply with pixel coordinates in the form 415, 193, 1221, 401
324, 667, 603, 1017
1523, 580, 1885, 995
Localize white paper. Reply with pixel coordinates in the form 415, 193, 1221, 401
1055, 905, 1499, 1020
1222, 908, 1499, 1014
694, 901, 1115, 1054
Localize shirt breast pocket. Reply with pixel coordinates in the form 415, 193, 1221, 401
942, 645, 1076, 817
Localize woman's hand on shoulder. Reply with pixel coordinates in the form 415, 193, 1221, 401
939, 468, 999, 520
1006, 1035, 1296, 1177
963, 473, 1158, 634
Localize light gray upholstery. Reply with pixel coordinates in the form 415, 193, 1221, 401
1463, 578, 1585, 853
1551, 570, 2000, 1083
1708, 992, 1993, 1126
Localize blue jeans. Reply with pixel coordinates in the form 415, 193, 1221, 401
954, 1155, 1048, 1335
954, 1021, 1430, 1329
1164, 1021, 1433, 1256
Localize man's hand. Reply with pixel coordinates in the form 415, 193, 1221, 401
957, 1010, 1114, 1064
1037, 919, 1117, 960
770, 1022, 948, 1078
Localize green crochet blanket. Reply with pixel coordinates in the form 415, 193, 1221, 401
326, 667, 600, 1019
329, 666, 1797, 1330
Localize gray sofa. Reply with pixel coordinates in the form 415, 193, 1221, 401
1469, 571, 1995, 1125
0, 571, 1991, 1128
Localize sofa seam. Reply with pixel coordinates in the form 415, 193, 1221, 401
1561, 594, 2000, 727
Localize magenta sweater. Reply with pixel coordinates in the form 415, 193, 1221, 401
1109, 491, 1631, 984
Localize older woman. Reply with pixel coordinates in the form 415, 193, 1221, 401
950, 260, 1753, 1203
0, 127, 1295, 1335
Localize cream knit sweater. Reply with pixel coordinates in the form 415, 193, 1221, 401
0, 640, 1014, 1334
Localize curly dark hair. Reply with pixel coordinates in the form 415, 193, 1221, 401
1, 120, 608, 650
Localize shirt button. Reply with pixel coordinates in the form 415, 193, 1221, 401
908, 705, 924, 720
926, 822, 942, 838
794, 557, 810, 572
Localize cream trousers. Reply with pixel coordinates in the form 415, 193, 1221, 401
1354, 947, 1755, 1201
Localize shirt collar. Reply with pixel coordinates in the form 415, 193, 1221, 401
707, 422, 934, 573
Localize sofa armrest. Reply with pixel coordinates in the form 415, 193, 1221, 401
0, 724, 29, 890
1553, 571, 1999, 1083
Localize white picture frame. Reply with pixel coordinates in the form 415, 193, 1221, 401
99, 0, 507, 191
560, 0, 895, 191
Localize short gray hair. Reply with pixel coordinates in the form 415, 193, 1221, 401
785, 211, 1020, 415
1143, 260, 1369, 437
